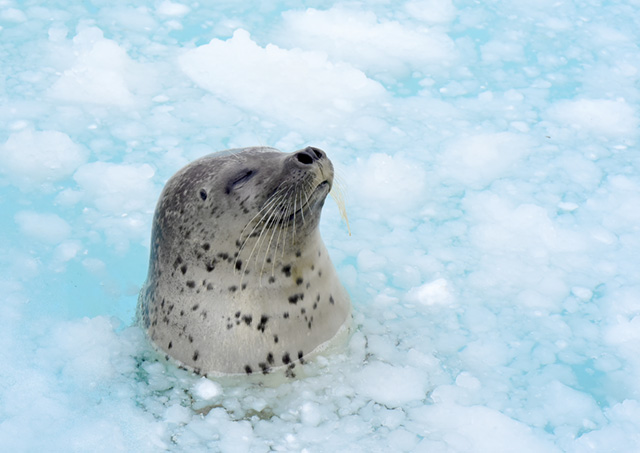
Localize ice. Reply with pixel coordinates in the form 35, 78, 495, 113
353, 361, 428, 407
0, 129, 88, 189
180, 29, 386, 131
278, 7, 456, 78
410, 403, 560, 453
546, 98, 638, 137
156, 1, 190, 18
14, 211, 71, 243
2, 0, 640, 451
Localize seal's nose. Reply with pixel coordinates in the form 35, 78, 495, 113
294, 146, 325, 165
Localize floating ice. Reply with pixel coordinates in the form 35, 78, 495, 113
278, 6, 457, 77
179, 29, 386, 130
0, 129, 88, 190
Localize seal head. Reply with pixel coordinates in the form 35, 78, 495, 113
138, 146, 351, 377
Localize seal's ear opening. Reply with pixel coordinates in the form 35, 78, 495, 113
199, 189, 207, 201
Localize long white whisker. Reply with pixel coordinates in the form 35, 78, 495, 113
261, 188, 293, 277
241, 191, 289, 275
234, 185, 289, 266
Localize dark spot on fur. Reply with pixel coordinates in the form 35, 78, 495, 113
296, 277, 303, 286
301, 308, 306, 314
199, 189, 207, 201
206, 283, 213, 290
218, 252, 229, 260
192, 304, 199, 311
257, 315, 269, 332
235, 260, 242, 271
283, 312, 289, 319
273, 334, 279, 343
296, 251, 301, 257
241, 283, 247, 290
298, 350, 305, 363
330, 295, 335, 305
188, 335, 194, 343
282, 265, 291, 277
229, 285, 237, 292
168, 341, 172, 349
186, 280, 195, 288
180, 310, 185, 316
202, 243, 210, 251
259, 362, 270, 374
268, 276, 276, 284
267, 352, 274, 365
245, 365, 252, 374
282, 352, 291, 364
288, 293, 304, 304
173, 256, 183, 269
193, 350, 199, 361
243, 314, 252, 326
206, 261, 215, 272
235, 311, 241, 318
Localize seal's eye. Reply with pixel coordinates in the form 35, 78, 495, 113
199, 189, 208, 201
225, 169, 256, 194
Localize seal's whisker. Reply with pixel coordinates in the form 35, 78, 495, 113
330, 173, 351, 236
238, 183, 287, 241
259, 187, 293, 277
253, 185, 296, 278
272, 188, 293, 274
235, 184, 289, 263
298, 185, 306, 225
240, 190, 289, 276
280, 185, 297, 262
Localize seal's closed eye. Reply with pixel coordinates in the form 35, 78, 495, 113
225, 169, 256, 194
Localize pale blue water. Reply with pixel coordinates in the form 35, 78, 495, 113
2, 1, 640, 452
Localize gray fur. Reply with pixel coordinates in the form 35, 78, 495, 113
138, 146, 351, 376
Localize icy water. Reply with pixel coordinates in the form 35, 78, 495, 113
2, 0, 640, 451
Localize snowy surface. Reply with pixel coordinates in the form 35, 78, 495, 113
1, 0, 640, 451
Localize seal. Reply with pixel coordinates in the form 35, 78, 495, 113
138, 146, 351, 377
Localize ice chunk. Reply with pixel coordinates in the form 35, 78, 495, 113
0, 129, 88, 190
15, 211, 71, 244
546, 99, 638, 137
353, 361, 427, 407
179, 29, 386, 130
278, 7, 457, 76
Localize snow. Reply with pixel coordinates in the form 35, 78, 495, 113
2, 0, 640, 451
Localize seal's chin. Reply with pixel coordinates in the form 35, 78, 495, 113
306, 180, 331, 210
283, 180, 331, 223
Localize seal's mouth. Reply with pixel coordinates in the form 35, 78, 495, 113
286, 179, 331, 222
306, 179, 331, 208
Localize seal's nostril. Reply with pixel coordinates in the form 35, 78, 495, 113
296, 150, 315, 165
295, 147, 325, 165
